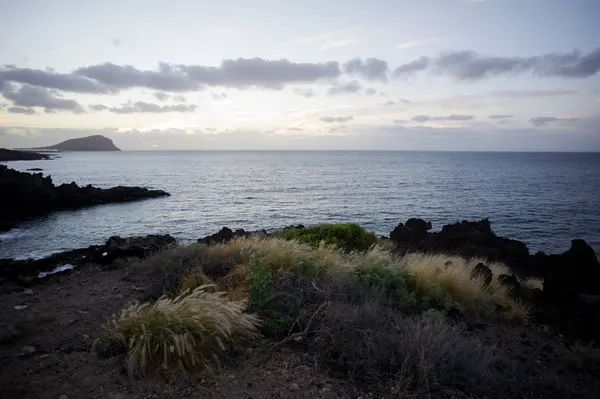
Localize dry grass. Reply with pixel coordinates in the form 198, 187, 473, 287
398, 253, 525, 319
179, 238, 526, 321
104, 285, 261, 376
523, 277, 544, 291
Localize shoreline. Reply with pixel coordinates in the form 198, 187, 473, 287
1, 221, 599, 398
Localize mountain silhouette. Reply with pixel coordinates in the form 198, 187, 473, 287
38, 135, 121, 151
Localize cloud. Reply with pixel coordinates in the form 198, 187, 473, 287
489, 114, 513, 119
320, 40, 366, 50
0, 66, 112, 93
397, 38, 440, 50
529, 116, 579, 127
7, 106, 36, 115
343, 58, 388, 81
393, 57, 430, 77
384, 99, 411, 106
490, 88, 578, 98
394, 48, 600, 80
327, 80, 362, 96
89, 104, 108, 111
172, 94, 186, 103
68, 58, 342, 92
112, 38, 121, 47
364, 88, 377, 96
210, 92, 228, 100
412, 114, 474, 122
292, 87, 317, 98
320, 116, 354, 123
91, 101, 198, 114
2, 84, 84, 112
154, 92, 170, 101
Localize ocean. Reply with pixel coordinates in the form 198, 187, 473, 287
1, 151, 599, 259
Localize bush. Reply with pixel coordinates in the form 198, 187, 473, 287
103, 285, 261, 376
275, 223, 378, 252
309, 300, 502, 397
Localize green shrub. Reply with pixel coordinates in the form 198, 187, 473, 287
353, 264, 456, 314
275, 223, 377, 252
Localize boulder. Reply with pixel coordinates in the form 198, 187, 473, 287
498, 274, 522, 300
197, 227, 249, 245
470, 263, 493, 287
103, 234, 176, 263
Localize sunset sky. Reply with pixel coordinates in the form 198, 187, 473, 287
1, 0, 599, 150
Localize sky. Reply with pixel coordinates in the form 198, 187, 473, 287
0, 0, 599, 151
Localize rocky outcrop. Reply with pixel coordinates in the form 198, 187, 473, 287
390, 218, 600, 343
197, 227, 267, 245
0, 149, 50, 162
0, 165, 170, 231
0, 234, 176, 285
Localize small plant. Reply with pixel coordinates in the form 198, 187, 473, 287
276, 223, 378, 252
104, 285, 261, 376
248, 258, 274, 308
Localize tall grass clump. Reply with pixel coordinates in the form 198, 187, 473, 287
103, 285, 261, 376
398, 253, 526, 319
275, 223, 378, 252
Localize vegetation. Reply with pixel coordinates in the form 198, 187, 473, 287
102, 285, 260, 376
274, 223, 378, 252
108, 228, 533, 379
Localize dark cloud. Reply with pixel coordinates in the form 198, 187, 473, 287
412, 114, 474, 122
0, 66, 112, 93
211, 92, 228, 100
71, 58, 342, 92
529, 116, 579, 127
154, 92, 170, 101
327, 80, 362, 96
343, 58, 389, 82
489, 114, 513, 119
105, 101, 198, 114
89, 104, 109, 111
364, 88, 377, 96
2, 84, 84, 112
320, 116, 354, 123
172, 95, 186, 103
395, 48, 600, 80
75, 62, 198, 92
292, 87, 316, 98
393, 57, 430, 77
7, 106, 36, 115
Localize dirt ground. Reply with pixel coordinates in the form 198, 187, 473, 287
0, 264, 363, 399
1, 261, 599, 399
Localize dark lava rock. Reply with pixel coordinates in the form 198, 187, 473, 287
103, 234, 176, 263
0, 149, 50, 162
498, 274, 522, 300
197, 227, 250, 245
470, 263, 493, 287
389, 218, 600, 344
0, 165, 170, 232
0, 234, 176, 285
26, 168, 44, 171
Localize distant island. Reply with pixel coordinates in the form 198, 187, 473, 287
33, 135, 121, 152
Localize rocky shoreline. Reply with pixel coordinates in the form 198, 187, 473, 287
0, 149, 51, 162
0, 165, 170, 231
2, 219, 599, 344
